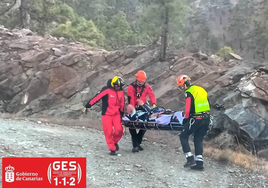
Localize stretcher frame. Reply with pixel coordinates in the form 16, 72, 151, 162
122, 120, 184, 131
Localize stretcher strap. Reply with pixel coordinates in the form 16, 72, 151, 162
122, 120, 184, 131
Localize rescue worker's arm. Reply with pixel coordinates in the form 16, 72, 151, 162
137, 99, 151, 113
127, 85, 136, 106
146, 85, 157, 105
84, 88, 108, 108
182, 92, 192, 125
120, 91, 125, 117
126, 113, 139, 121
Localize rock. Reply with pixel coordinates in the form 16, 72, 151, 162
193, 51, 208, 60
57, 53, 86, 66
15, 29, 33, 36
21, 51, 50, 67
215, 77, 231, 87
210, 54, 222, 64
90, 55, 106, 66
134, 164, 142, 168
229, 52, 243, 60
51, 48, 64, 56
252, 76, 268, 102
119, 50, 155, 74
122, 58, 133, 65
258, 148, 268, 161
9, 43, 29, 50
124, 47, 139, 58
210, 131, 236, 150
48, 66, 77, 92
6, 32, 14, 36
106, 53, 119, 63
228, 60, 237, 68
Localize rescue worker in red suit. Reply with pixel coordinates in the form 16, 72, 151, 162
127, 70, 157, 152
177, 75, 210, 171
83, 76, 125, 156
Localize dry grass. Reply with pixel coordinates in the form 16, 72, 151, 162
204, 145, 268, 175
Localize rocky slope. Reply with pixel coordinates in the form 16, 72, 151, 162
0, 26, 268, 155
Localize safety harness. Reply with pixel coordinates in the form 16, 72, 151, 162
131, 82, 147, 98
189, 112, 210, 130
191, 112, 210, 119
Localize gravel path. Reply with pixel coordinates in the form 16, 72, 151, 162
0, 119, 267, 188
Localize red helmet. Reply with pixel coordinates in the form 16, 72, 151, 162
136, 70, 146, 82
177, 75, 191, 87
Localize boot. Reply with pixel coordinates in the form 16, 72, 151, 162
110, 151, 116, 156
137, 145, 144, 151
191, 161, 204, 171
132, 147, 139, 153
115, 143, 119, 151
183, 155, 196, 168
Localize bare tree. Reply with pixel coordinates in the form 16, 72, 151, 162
19, 0, 30, 29
159, 6, 169, 61
0, 0, 30, 29
0, 0, 21, 16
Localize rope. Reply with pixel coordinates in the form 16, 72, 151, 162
189, 118, 195, 130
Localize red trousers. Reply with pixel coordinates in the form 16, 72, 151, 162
102, 115, 123, 151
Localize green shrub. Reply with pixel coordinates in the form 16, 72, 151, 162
51, 18, 105, 47
216, 46, 234, 60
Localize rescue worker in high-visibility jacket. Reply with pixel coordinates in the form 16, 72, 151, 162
177, 75, 210, 171
83, 76, 125, 156
127, 70, 157, 153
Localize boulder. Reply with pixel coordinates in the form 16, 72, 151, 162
258, 148, 268, 160
51, 48, 64, 56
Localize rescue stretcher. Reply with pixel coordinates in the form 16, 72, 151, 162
122, 120, 184, 131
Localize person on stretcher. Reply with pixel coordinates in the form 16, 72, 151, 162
124, 99, 159, 122
123, 99, 184, 125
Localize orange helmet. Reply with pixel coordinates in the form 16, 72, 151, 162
177, 75, 191, 87
136, 70, 146, 82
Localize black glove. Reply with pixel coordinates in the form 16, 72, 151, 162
84, 103, 92, 108
182, 118, 189, 126
120, 110, 124, 118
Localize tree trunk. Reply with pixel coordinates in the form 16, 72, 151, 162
262, 43, 267, 59
0, 0, 21, 16
160, 6, 169, 62
19, 0, 30, 29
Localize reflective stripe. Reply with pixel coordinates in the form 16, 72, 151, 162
186, 85, 210, 113
195, 155, 203, 161
197, 102, 209, 107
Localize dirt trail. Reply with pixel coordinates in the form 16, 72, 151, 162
0, 119, 267, 188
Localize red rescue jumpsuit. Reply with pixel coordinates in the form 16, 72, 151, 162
85, 81, 125, 151
127, 82, 156, 107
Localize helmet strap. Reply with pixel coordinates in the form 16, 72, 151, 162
185, 80, 191, 88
